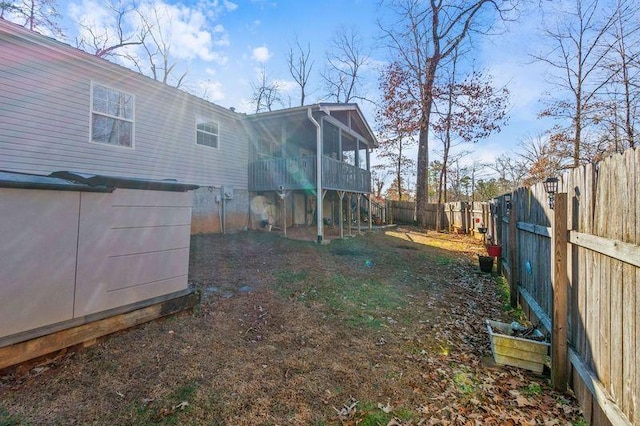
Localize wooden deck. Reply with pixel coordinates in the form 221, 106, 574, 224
248, 156, 371, 193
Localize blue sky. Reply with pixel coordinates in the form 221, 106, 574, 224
46, 0, 561, 175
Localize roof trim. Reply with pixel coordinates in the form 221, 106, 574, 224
248, 103, 378, 147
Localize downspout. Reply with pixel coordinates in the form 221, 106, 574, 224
307, 107, 323, 244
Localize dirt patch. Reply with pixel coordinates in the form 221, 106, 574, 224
0, 227, 583, 425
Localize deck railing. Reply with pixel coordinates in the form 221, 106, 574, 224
248, 156, 371, 193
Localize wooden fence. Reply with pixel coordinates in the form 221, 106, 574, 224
494, 147, 639, 425
387, 200, 492, 237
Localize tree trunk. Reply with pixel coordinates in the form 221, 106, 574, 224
415, 60, 438, 226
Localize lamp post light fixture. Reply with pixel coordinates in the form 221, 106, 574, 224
543, 177, 559, 209
504, 193, 512, 214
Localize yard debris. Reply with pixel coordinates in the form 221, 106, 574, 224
377, 400, 393, 413
333, 397, 358, 421
0, 228, 583, 425
153, 401, 189, 421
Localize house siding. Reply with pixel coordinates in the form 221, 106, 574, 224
0, 21, 250, 233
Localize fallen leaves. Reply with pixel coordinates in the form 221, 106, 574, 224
153, 400, 190, 422
333, 396, 358, 421
0, 229, 584, 426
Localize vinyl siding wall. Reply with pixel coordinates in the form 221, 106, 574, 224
0, 23, 249, 189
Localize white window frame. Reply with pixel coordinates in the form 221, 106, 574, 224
90, 81, 135, 148
196, 115, 220, 149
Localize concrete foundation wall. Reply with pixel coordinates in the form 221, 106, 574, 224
191, 186, 250, 234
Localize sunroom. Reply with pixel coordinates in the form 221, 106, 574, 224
247, 103, 378, 242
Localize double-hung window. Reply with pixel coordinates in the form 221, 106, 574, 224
196, 117, 219, 148
91, 83, 134, 148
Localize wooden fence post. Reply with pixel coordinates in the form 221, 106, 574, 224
508, 203, 518, 308
552, 192, 568, 392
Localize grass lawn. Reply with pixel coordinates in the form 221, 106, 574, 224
0, 227, 583, 425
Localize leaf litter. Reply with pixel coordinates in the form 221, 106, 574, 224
0, 227, 583, 425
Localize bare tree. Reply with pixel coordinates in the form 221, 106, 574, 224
287, 36, 314, 106
321, 26, 369, 103
126, 5, 188, 88
491, 153, 528, 192
601, 0, 640, 150
251, 66, 282, 113
75, 0, 146, 59
535, 0, 617, 166
517, 133, 570, 185
379, 0, 518, 226
371, 168, 391, 201
2, 0, 63, 36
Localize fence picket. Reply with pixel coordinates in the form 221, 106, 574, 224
492, 148, 639, 425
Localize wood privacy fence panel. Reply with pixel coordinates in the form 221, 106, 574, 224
388, 201, 484, 230
445, 202, 473, 231
513, 183, 554, 323
495, 147, 640, 425
424, 203, 446, 227
566, 150, 639, 423
389, 200, 416, 223
388, 201, 447, 227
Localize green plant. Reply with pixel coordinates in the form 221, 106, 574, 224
358, 401, 393, 426
493, 275, 525, 319
523, 382, 543, 397
171, 383, 198, 401
0, 408, 25, 426
453, 370, 477, 395
573, 417, 588, 426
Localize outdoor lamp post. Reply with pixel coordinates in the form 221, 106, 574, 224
543, 177, 559, 209
504, 193, 512, 214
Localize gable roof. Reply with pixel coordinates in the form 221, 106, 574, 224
1, 19, 378, 148
247, 103, 378, 148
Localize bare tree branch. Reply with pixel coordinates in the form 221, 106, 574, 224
321, 26, 370, 103
287, 36, 314, 106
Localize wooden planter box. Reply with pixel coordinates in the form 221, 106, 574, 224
486, 320, 550, 373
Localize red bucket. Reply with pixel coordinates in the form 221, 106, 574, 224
486, 245, 502, 257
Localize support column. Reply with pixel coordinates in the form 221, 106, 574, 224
356, 193, 362, 234
322, 190, 328, 241
347, 193, 353, 237
338, 191, 345, 239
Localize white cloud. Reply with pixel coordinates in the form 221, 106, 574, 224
68, 0, 132, 51
133, 2, 225, 63
69, 0, 233, 64
198, 80, 226, 102
274, 79, 298, 93
252, 46, 271, 63
223, 1, 238, 12
195, 0, 238, 19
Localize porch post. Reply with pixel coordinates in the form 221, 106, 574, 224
347, 193, 353, 237
307, 108, 323, 244
338, 191, 345, 239
356, 193, 362, 234
355, 139, 359, 171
